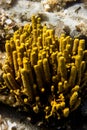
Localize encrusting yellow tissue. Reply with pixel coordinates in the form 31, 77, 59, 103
1, 15, 87, 121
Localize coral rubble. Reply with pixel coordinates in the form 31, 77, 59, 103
42, 0, 78, 11
1, 15, 87, 121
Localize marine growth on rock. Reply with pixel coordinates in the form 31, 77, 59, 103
1, 15, 87, 121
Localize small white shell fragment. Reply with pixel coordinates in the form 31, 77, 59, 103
0, 0, 13, 5
5, 19, 12, 25
6, 0, 12, 4
44, 4, 50, 11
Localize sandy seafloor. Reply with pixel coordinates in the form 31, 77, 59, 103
0, 0, 87, 130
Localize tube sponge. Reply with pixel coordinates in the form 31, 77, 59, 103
2, 15, 87, 121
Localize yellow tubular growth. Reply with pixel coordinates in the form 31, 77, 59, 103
62, 108, 69, 117
3, 73, 12, 90
75, 55, 81, 69
34, 64, 44, 92
3, 64, 13, 75
58, 56, 67, 81
58, 82, 63, 93
69, 91, 78, 108
79, 39, 85, 50
43, 58, 51, 83
31, 51, 38, 66
7, 73, 19, 90
21, 68, 33, 101
69, 65, 77, 87
73, 39, 79, 55
13, 51, 19, 76
2, 15, 87, 121
5, 43, 13, 67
